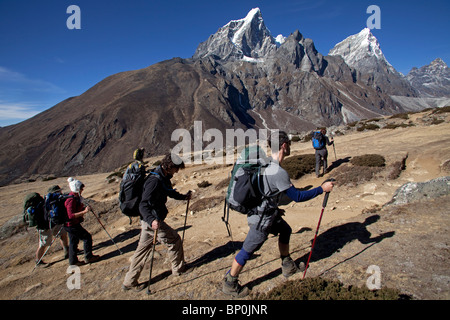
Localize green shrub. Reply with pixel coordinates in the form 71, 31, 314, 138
282, 154, 316, 179
351, 154, 385, 167
333, 165, 383, 186
254, 277, 409, 300
390, 112, 409, 120
357, 123, 380, 131
431, 106, 450, 114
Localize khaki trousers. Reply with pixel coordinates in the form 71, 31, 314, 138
123, 219, 185, 287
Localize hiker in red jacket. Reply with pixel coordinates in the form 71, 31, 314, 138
64, 177, 100, 266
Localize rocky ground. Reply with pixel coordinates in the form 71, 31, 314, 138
0, 109, 449, 301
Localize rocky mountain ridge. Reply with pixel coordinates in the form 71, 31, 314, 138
406, 58, 450, 98
328, 28, 418, 97
0, 8, 448, 187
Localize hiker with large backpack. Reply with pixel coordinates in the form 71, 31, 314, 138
122, 153, 192, 293
23, 190, 66, 268
119, 148, 147, 222
34, 185, 70, 268
64, 177, 100, 266
222, 131, 335, 298
312, 128, 334, 178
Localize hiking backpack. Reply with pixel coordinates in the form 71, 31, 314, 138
312, 131, 325, 150
23, 193, 45, 228
44, 193, 73, 225
119, 161, 146, 218
224, 146, 270, 216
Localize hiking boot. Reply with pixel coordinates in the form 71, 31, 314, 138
85, 255, 101, 264
70, 260, 85, 267
298, 262, 306, 272
63, 247, 69, 259
282, 256, 299, 278
122, 282, 147, 292
172, 263, 195, 276
222, 273, 249, 298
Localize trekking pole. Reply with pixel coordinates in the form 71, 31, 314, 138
332, 142, 337, 160
333, 134, 337, 160
181, 198, 190, 244
32, 225, 64, 273
88, 206, 123, 255
302, 178, 335, 279
146, 228, 158, 295
222, 201, 232, 237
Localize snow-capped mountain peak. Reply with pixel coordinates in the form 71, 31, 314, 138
328, 28, 393, 71
229, 8, 262, 46
329, 28, 418, 96
193, 8, 277, 61
275, 34, 286, 47
406, 58, 450, 97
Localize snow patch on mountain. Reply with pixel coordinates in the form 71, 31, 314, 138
406, 58, 450, 97
328, 28, 396, 74
193, 8, 278, 61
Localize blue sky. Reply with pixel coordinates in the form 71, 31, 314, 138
1, 0, 449, 127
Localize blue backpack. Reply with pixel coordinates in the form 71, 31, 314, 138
312, 131, 325, 150
44, 193, 73, 225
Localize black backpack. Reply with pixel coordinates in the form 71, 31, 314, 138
119, 161, 146, 218
44, 193, 73, 225
23, 193, 45, 228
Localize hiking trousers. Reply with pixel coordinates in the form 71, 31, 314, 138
123, 219, 185, 287
64, 224, 93, 265
315, 148, 328, 176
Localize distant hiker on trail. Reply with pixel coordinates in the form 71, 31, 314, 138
222, 131, 335, 298
64, 177, 100, 266
122, 153, 192, 292
34, 185, 69, 268
119, 148, 148, 221
313, 128, 334, 178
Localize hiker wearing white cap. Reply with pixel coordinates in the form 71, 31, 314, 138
64, 177, 100, 266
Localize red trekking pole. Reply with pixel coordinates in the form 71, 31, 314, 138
302, 178, 335, 279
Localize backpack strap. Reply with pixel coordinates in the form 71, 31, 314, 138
148, 171, 176, 192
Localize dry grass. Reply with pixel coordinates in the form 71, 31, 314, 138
350, 154, 386, 167
253, 277, 409, 300
282, 154, 316, 180
189, 196, 223, 213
